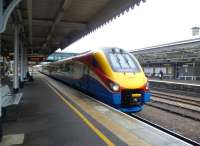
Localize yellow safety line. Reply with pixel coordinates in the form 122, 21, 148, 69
47, 82, 115, 146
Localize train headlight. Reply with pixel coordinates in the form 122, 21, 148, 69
110, 83, 120, 92
145, 82, 149, 91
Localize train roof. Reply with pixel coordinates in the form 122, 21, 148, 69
46, 47, 131, 65
48, 49, 95, 65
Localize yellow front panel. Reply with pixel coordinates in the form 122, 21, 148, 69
93, 50, 147, 89
93, 51, 113, 76
112, 72, 147, 89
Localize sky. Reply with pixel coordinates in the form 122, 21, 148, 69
61, 0, 200, 53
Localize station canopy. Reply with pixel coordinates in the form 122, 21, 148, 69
132, 38, 200, 64
1, 0, 145, 60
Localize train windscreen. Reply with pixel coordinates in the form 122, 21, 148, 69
108, 53, 141, 72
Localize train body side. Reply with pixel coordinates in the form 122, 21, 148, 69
41, 49, 151, 112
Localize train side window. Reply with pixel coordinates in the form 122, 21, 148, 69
59, 63, 63, 72
83, 65, 89, 75
69, 63, 74, 73
57, 64, 61, 72
92, 58, 98, 67
65, 64, 70, 72
60, 64, 65, 72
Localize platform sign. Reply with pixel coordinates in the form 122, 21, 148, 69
29, 57, 46, 62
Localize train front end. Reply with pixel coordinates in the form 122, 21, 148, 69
98, 48, 151, 112
115, 72, 151, 112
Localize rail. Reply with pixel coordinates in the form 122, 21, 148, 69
148, 90, 200, 121
179, 75, 200, 81
151, 91, 200, 107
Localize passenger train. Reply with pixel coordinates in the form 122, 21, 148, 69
41, 48, 151, 112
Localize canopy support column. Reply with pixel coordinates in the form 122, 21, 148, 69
0, 34, 2, 87
20, 38, 24, 86
13, 24, 19, 93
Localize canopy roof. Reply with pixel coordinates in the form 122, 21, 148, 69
132, 37, 200, 64
1, 0, 145, 59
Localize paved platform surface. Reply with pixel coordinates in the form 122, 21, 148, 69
149, 78, 200, 94
42, 73, 192, 146
2, 75, 126, 146
1, 72, 194, 146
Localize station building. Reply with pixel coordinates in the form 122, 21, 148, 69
131, 37, 200, 81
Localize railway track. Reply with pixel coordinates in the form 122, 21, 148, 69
150, 87, 200, 98
147, 90, 200, 121
151, 90, 200, 106
150, 90, 200, 112
130, 113, 200, 146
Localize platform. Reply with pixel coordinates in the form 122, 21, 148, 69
2, 74, 126, 146
1, 73, 193, 146
149, 78, 200, 86
149, 79, 200, 94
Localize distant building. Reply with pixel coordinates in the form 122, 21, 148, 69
47, 52, 77, 62
192, 27, 200, 36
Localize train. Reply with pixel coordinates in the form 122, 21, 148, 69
41, 48, 151, 112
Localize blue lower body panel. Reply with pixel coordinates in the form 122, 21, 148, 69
142, 92, 151, 103
119, 106, 143, 113
50, 74, 151, 113
86, 76, 120, 106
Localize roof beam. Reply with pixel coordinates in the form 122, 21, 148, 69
42, 0, 72, 49
0, 0, 22, 33
31, 19, 86, 30
2, 34, 45, 41
7, 19, 86, 30
89, 0, 143, 30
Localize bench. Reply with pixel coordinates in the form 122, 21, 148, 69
0, 85, 22, 116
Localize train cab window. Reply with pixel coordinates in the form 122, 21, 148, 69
109, 54, 121, 69
116, 54, 129, 68
108, 53, 141, 72
124, 54, 139, 70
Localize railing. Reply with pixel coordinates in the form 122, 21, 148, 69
179, 76, 200, 80
145, 73, 174, 79
147, 74, 200, 81
163, 75, 174, 80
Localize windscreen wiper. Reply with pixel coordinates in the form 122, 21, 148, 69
116, 54, 127, 74
122, 54, 131, 68
115, 54, 123, 69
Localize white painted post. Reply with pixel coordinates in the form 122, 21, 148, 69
13, 24, 19, 93
0, 0, 2, 88
0, 34, 2, 88
20, 39, 24, 83
0, 0, 3, 140
24, 47, 27, 79
22, 46, 25, 79
0, 0, 3, 34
